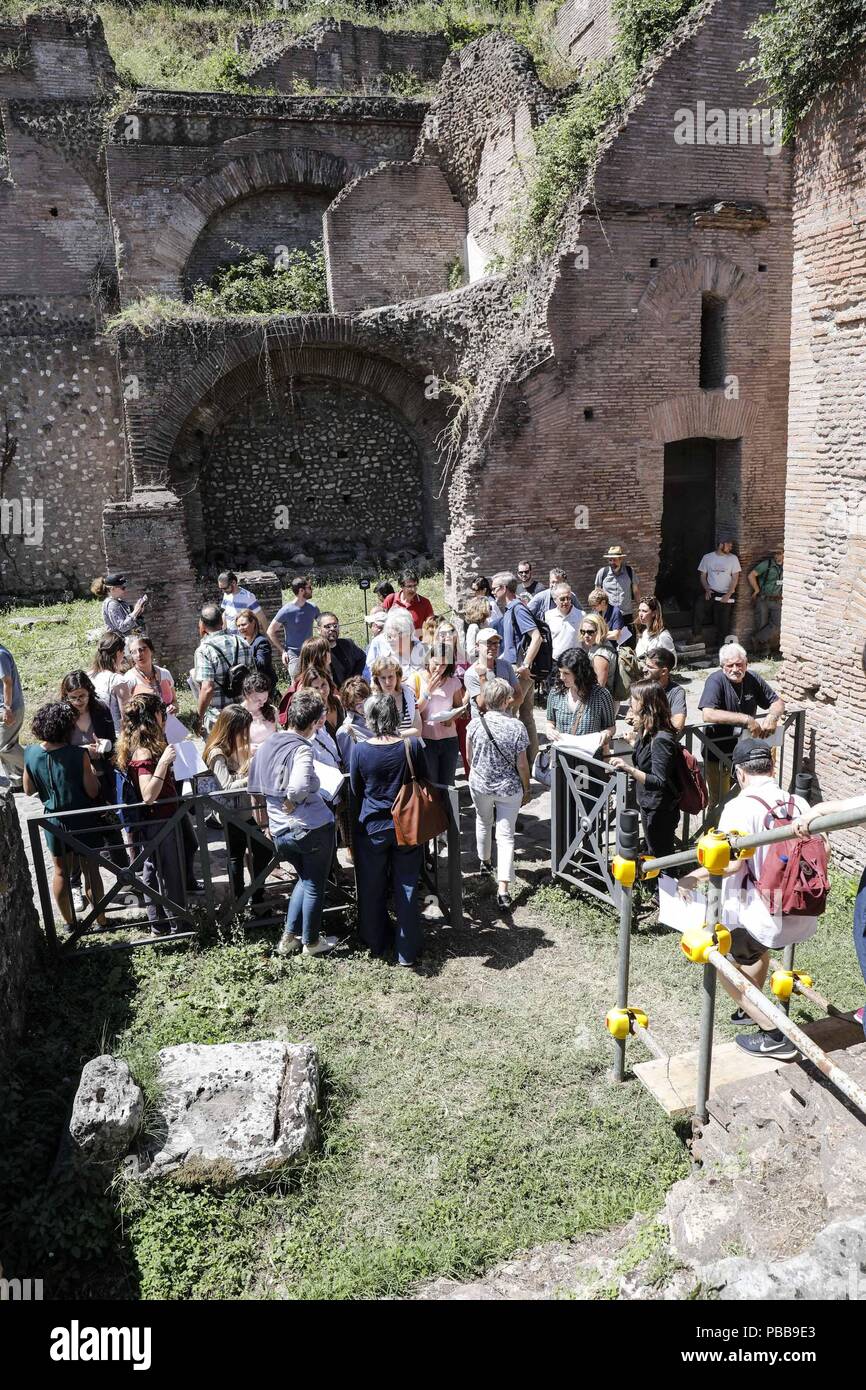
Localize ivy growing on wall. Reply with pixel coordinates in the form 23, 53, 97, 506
510, 0, 701, 260
747, 0, 866, 138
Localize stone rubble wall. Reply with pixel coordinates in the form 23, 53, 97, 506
779, 50, 866, 869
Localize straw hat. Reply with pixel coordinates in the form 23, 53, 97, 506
603, 545, 627, 560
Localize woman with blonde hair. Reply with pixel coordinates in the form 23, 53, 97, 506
634, 595, 677, 667
463, 597, 492, 663
370, 655, 422, 736
203, 703, 272, 907
116, 692, 184, 936
466, 676, 530, 910
577, 612, 617, 691
236, 607, 277, 693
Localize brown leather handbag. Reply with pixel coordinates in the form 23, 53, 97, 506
391, 741, 449, 847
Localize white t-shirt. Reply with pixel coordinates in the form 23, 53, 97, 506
221, 586, 261, 632
636, 628, 677, 667
718, 779, 817, 949
698, 551, 741, 595
547, 605, 584, 660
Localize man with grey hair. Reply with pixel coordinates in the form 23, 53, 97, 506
698, 641, 784, 817
547, 582, 584, 660
490, 570, 542, 767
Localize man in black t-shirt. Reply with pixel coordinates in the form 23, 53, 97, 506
698, 640, 784, 818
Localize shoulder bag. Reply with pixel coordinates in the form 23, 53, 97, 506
391, 740, 449, 847
531, 701, 584, 788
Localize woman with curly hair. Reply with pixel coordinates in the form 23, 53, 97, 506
116, 692, 186, 936
23, 700, 108, 927
545, 646, 616, 741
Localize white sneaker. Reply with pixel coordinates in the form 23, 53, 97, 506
303, 935, 340, 956
276, 933, 301, 956
71, 888, 86, 914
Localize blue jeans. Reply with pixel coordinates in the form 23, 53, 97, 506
423, 738, 459, 788
274, 821, 335, 946
354, 823, 423, 965
854, 865, 866, 1034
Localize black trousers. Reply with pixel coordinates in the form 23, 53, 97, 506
226, 819, 272, 904
640, 804, 680, 858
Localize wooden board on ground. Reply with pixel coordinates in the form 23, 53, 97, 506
634, 1015, 865, 1117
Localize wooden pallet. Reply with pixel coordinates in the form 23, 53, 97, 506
633, 1015, 864, 1117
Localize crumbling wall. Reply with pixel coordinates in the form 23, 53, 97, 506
236, 18, 449, 94
415, 33, 557, 275
0, 787, 42, 1058
0, 11, 122, 596
780, 49, 866, 868
324, 162, 466, 311
552, 0, 617, 67
442, 0, 792, 642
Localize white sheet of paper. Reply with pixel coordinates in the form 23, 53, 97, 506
749, 726, 784, 749
658, 874, 707, 931
164, 713, 192, 743
171, 739, 208, 780
427, 707, 460, 724
555, 732, 604, 757
616, 626, 632, 647
315, 761, 346, 801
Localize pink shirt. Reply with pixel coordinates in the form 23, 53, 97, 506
419, 673, 463, 741
249, 715, 276, 750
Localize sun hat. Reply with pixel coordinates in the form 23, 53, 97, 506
603, 545, 627, 560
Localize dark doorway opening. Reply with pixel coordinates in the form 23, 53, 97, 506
657, 438, 717, 626
657, 437, 742, 628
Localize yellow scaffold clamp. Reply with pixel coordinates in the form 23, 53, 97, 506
696, 830, 731, 875
725, 830, 757, 861
605, 1005, 649, 1040
640, 855, 661, 881
680, 923, 733, 964
611, 855, 637, 888
771, 968, 814, 1001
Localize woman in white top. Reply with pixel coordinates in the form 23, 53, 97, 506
89, 631, 129, 732
123, 635, 177, 712
463, 597, 494, 664
241, 671, 278, 751
370, 656, 422, 737
634, 596, 677, 668
373, 609, 427, 676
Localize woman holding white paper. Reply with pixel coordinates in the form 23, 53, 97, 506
545, 647, 616, 742
417, 651, 464, 786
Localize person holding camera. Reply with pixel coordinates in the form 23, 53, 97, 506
91, 573, 148, 637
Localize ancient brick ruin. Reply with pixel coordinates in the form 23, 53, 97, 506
1, 1, 865, 836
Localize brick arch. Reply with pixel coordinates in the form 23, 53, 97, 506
150, 328, 449, 554
644, 390, 761, 443
637, 253, 766, 323
148, 148, 367, 299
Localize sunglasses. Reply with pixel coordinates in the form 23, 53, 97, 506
579, 628, 595, 635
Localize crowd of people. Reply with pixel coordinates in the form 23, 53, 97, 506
0, 541, 796, 980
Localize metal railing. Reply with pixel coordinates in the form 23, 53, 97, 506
608, 799, 866, 1125
551, 709, 808, 906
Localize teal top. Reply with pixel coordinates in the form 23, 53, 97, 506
25, 744, 94, 814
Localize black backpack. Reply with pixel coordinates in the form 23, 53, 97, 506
510, 605, 554, 681
206, 637, 249, 700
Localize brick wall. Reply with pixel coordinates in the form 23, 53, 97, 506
552, 0, 617, 66
442, 0, 793, 639
779, 50, 866, 868
184, 187, 332, 292
324, 162, 466, 311
237, 19, 449, 94
106, 92, 427, 304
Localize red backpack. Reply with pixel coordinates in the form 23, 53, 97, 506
675, 745, 709, 816
745, 795, 830, 917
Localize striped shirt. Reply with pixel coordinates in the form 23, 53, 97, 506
546, 682, 615, 735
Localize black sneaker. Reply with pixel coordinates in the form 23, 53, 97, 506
497, 892, 512, 910
730, 1008, 754, 1025
478, 860, 493, 875
735, 1029, 799, 1060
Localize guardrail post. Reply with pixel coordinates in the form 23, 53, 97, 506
694, 869, 724, 1125
446, 786, 463, 930
612, 808, 640, 1083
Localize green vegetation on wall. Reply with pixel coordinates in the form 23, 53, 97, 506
747, 0, 866, 138
191, 243, 329, 315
